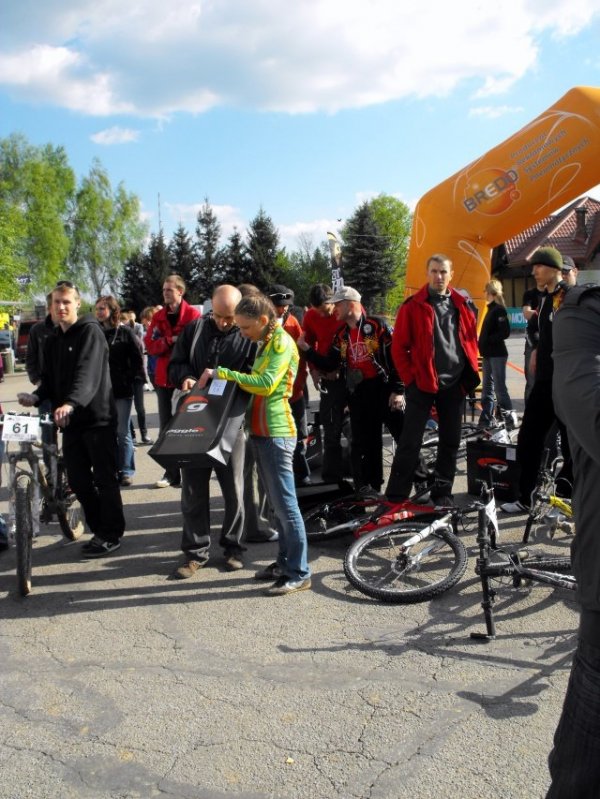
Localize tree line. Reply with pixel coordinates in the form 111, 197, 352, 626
1, 132, 412, 316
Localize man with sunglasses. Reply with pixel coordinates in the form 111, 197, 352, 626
18, 281, 125, 558
167, 285, 256, 579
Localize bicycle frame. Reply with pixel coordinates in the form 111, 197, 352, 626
6, 441, 57, 540
472, 476, 575, 641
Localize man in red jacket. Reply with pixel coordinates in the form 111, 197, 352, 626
385, 254, 479, 504
144, 275, 201, 488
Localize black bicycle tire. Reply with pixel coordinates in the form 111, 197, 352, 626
303, 498, 380, 542
343, 521, 468, 603
15, 473, 33, 596
55, 463, 84, 541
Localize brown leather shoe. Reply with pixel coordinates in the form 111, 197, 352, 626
171, 560, 203, 580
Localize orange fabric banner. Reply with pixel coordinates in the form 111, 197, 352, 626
405, 86, 600, 307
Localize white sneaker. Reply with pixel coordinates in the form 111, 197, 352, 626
500, 500, 529, 514
154, 477, 171, 489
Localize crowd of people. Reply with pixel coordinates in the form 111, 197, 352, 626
2, 247, 599, 792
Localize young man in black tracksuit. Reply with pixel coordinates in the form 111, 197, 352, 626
18, 282, 125, 558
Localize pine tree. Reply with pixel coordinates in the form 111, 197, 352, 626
245, 207, 281, 291
193, 198, 223, 300
169, 223, 197, 300
221, 227, 249, 286
120, 230, 171, 313
341, 202, 394, 313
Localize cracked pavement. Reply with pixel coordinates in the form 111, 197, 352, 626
0, 341, 577, 798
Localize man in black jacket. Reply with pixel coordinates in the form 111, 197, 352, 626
501, 246, 572, 513
546, 285, 600, 797
167, 284, 256, 578
18, 281, 125, 558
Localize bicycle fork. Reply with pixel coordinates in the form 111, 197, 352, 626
471, 502, 497, 641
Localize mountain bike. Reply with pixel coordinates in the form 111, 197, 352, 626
302, 421, 510, 545
2, 412, 84, 595
342, 469, 574, 615
522, 450, 574, 544
471, 476, 575, 641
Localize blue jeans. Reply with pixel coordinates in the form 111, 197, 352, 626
115, 397, 135, 478
480, 356, 513, 423
547, 625, 600, 798
251, 436, 310, 581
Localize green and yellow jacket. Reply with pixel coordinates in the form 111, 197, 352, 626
217, 324, 298, 438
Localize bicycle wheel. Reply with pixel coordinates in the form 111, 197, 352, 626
55, 463, 84, 541
15, 473, 34, 596
303, 497, 381, 542
344, 521, 468, 603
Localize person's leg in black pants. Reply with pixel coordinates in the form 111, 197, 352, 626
63, 427, 125, 543
319, 379, 346, 482
155, 385, 180, 485
430, 382, 464, 500
515, 379, 556, 506
132, 377, 150, 441
385, 384, 433, 500
347, 379, 385, 491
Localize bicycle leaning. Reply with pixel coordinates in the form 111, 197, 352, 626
2, 412, 84, 596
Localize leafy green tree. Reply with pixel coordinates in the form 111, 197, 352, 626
0, 199, 27, 300
245, 207, 282, 291
69, 159, 146, 297
169, 223, 197, 298
221, 228, 249, 286
192, 198, 223, 301
341, 202, 395, 313
278, 234, 332, 306
0, 134, 75, 293
368, 194, 412, 314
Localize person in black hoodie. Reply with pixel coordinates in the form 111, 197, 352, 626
95, 296, 144, 487
18, 281, 125, 558
477, 279, 517, 429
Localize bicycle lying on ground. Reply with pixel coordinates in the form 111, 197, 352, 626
2, 412, 83, 595
341, 469, 575, 630
471, 473, 575, 640
522, 450, 574, 544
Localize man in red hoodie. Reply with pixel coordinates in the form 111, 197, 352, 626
385, 254, 479, 505
144, 274, 201, 488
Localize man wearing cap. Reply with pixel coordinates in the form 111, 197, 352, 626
269, 285, 311, 484
302, 283, 346, 483
297, 285, 404, 495
384, 254, 480, 505
501, 246, 573, 513
561, 255, 578, 287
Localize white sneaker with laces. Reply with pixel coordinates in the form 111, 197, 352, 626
500, 500, 529, 514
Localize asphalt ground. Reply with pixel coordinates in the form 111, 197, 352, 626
0, 334, 577, 799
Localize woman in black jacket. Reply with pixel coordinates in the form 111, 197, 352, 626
95, 296, 144, 486
478, 279, 516, 429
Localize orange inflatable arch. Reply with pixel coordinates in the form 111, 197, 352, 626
405, 86, 600, 309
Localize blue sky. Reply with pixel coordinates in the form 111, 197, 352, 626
2, 0, 600, 250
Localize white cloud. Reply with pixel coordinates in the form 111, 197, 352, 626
90, 126, 140, 145
0, 0, 597, 117
468, 105, 525, 119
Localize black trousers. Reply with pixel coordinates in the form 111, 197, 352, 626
131, 378, 148, 436
155, 385, 180, 484
347, 377, 403, 492
516, 379, 572, 505
386, 381, 463, 500
62, 426, 125, 543
318, 378, 347, 482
